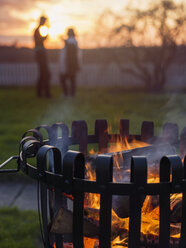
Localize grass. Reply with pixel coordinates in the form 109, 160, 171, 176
0, 207, 41, 248
0, 85, 186, 173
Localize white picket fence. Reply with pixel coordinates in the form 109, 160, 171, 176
0, 63, 185, 88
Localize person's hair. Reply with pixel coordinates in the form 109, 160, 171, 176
67, 28, 75, 37
40, 16, 47, 25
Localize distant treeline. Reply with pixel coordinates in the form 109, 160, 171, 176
0, 45, 185, 64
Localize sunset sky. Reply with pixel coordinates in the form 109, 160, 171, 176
0, 0, 142, 48
0, 0, 184, 48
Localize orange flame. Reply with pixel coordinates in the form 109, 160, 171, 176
84, 135, 181, 247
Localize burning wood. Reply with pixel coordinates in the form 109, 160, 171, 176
50, 207, 127, 239
50, 138, 181, 247
87, 143, 176, 171
170, 194, 182, 223
84, 141, 182, 246
117, 232, 180, 248
50, 198, 181, 245
86, 143, 176, 218
50, 207, 99, 237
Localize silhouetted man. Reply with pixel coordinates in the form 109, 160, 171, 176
34, 16, 51, 98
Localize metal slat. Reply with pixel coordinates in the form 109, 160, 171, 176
96, 155, 113, 248
73, 153, 85, 248
180, 127, 186, 158
51, 123, 69, 156
37, 145, 62, 248
52, 145, 64, 248
162, 123, 179, 145
159, 157, 171, 248
63, 151, 85, 248
128, 156, 147, 248
71, 121, 88, 155
95, 120, 109, 153
141, 121, 154, 142
159, 156, 183, 248
120, 119, 129, 140
180, 157, 186, 247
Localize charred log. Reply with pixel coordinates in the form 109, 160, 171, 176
86, 143, 176, 179
50, 207, 127, 239
50, 207, 99, 237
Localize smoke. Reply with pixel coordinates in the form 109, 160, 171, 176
161, 93, 186, 132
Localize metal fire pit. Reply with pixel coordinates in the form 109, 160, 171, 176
1, 119, 186, 248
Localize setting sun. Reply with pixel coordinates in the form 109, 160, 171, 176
39, 26, 49, 37
0, 0, 185, 48
0, 0, 130, 48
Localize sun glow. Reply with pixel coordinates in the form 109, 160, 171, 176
39, 26, 49, 37
48, 23, 67, 41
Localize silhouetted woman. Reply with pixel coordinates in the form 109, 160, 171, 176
59, 28, 81, 96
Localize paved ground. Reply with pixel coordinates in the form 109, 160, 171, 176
0, 182, 38, 210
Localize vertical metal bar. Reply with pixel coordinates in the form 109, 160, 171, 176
71, 121, 88, 155
96, 155, 113, 248
42, 124, 66, 247
51, 123, 69, 156
180, 157, 186, 247
37, 149, 49, 248
162, 123, 179, 145
159, 157, 171, 248
37, 146, 62, 248
159, 155, 182, 248
141, 121, 154, 142
128, 156, 147, 248
53, 146, 64, 248
180, 127, 186, 158
120, 119, 129, 142
73, 153, 85, 248
63, 151, 85, 248
95, 120, 108, 153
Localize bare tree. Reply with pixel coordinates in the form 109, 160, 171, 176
94, 0, 186, 91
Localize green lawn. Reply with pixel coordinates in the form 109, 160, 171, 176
0, 207, 41, 248
0, 85, 186, 165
